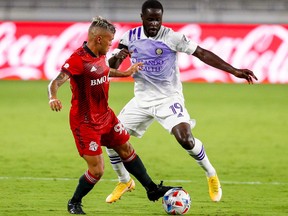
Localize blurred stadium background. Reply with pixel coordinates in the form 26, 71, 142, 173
0, 0, 288, 23
1, 2, 288, 215
0, 1, 287, 82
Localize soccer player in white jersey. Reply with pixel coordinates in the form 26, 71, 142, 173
106, 0, 258, 203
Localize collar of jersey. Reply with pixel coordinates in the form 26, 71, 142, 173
83, 41, 97, 57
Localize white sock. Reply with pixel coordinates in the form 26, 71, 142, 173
186, 138, 216, 177
105, 147, 131, 183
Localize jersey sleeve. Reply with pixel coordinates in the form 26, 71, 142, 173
60, 54, 83, 76
110, 30, 130, 56
166, 29, 198, 55
118, 30, 130, 48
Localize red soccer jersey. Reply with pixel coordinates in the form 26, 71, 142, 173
61, 42, 113, 130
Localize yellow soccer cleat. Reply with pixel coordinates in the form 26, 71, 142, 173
207, 175, 222, 202
106, 178, 135, 203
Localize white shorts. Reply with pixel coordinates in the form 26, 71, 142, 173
118, 96, 196, 138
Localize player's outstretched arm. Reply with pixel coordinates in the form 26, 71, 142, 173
192, 46, 258, 84
109, 62, 143, 77
47, 72, 70, 112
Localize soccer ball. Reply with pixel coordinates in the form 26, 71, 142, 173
162, 188, 191, 215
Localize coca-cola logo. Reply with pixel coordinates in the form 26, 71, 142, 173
177, 24, 288, 83
0, 22, 287, 83
0, 22, 88, 80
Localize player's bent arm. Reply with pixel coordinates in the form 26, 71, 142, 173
47, 71, 70, 111
108, 46, 130, 69
108, 55, 124, 69
192, 46, 258, 84
108, 57, 118, 68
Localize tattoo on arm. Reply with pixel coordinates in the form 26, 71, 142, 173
55, 72, 69, 86
48, 72, 70, 99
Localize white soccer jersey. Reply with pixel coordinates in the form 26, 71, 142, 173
119, 25, 198, 107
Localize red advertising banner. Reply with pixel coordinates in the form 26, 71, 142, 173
0, 21, 287, 83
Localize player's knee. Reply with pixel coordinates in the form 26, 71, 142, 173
177, 136, 195, 150
114, 141, 134, 159
92, 170, 104, 179
89, 166, 104, 179
172, 123, 195, 149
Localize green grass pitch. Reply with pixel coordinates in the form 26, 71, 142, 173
0, 80, 287, 216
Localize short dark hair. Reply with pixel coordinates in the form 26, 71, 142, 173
142, 0, 164, 14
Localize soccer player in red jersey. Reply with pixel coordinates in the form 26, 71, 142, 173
48, 16, 179, 215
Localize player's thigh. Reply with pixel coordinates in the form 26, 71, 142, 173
156, 97, 195, 133
70, 123, 103, 156
118, 98, 154, 137
102, 119, 130, 149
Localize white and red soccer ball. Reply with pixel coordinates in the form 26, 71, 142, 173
162, 188, 191, 215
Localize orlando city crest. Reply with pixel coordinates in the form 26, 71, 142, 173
155, 48, 163, 55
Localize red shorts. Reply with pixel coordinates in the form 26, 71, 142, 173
70, 112, 130, 156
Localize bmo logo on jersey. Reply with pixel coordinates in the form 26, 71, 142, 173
91, 75, 108, 86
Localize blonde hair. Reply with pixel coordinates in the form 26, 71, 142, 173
89, 16, 116, 34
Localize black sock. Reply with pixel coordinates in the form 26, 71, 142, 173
70, 175, 95, 203
123, 154, 157, 191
